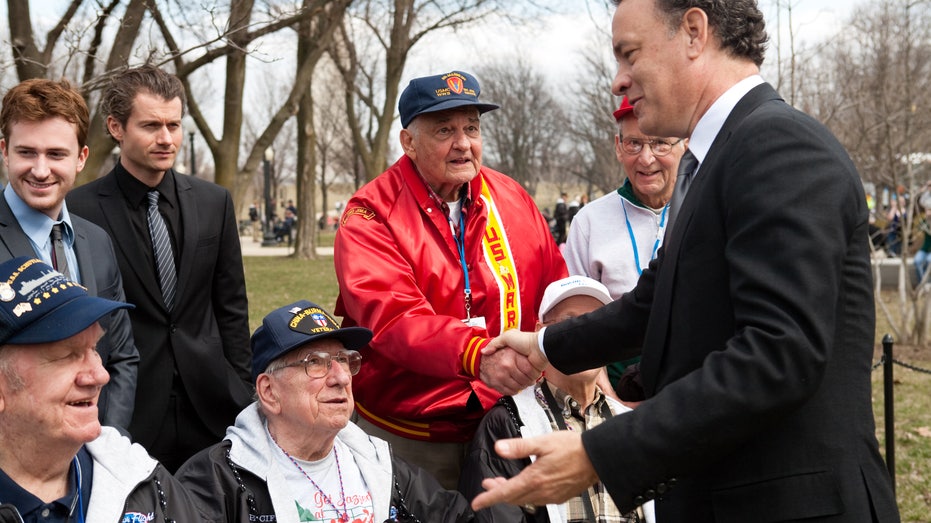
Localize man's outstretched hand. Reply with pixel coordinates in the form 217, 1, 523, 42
471, 432, 599, 510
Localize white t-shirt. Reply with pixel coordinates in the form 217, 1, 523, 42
270, 433, 376, 522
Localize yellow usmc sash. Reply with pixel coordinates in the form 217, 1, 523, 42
461, 178, 523, 379
479, 178, 521, 333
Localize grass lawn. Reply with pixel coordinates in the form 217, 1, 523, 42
243, 255, 339, 332
243, 253, 931, 519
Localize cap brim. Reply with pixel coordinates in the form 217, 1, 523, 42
405, 100, 500, 127
300, 326, 373, 352
539, 287, 613, 319
5, 296, 133, 345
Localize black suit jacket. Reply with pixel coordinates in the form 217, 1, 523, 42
0, 195, 139, 430
545, 84, 899, 522
67, 167, 252, 446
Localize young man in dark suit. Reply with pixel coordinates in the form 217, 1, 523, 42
67, 65, 252, 472
0, 78, 139, 432
475, 0, 900, 521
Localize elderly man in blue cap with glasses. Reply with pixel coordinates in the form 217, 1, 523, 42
0, 256, 204, 523
333, 70, 567, 489
175, 300, 474, 523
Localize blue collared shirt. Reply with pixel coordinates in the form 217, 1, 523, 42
3, 184, 81, 284
0, 447, 93, 523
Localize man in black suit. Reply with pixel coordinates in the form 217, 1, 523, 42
0, 78, 139, 432
474, 0, 900, 521
67, 65, 252, 472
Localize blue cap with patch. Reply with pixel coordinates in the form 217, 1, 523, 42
0, 257, 133, 346
398, 70, 499, 128
251, 300, 373, 382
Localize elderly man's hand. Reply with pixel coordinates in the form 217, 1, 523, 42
471, 432, 600, 510
479, 330, 547, 395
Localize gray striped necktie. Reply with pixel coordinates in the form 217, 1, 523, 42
146, 190, 177, 310
50, 223, 74, 281
666, 150, 698, 234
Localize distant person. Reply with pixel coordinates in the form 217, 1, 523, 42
566, 197, 580, 225
0, 257, 205, 522
553, 192, 568, 244
248, 200, 261, 242
916, 202, 931, 286
885, 198, 903, 256
475, 0, 900, 520
275, 207, 296, 244
176, 300, 474, 523
67, 64, 252, 472
460, 276, 653, 523
0, 78, 139, 431
564, 96, 686, 396
334, 70, 566, 489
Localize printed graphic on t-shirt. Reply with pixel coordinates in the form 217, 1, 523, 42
294, 490, 374, 522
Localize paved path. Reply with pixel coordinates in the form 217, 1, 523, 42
239, 235, 333, 257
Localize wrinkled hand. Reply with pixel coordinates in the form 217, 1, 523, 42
480, 330, 548, 395
471, 432, 599, 510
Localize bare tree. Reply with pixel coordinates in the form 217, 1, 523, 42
287, 0, 353, 259
803, 0, 931, 344
562, 34, 624, 197
329, 0, 516, 184
154, 0, 348, 215
476, 58, 566, 197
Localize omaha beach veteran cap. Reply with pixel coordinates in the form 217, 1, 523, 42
0, 257, 133, 346
251, 300, 373, 382
398, 70, 499, 128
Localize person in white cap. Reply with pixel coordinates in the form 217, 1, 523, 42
459, 276, 653, 523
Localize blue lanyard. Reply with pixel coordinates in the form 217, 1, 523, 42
450, 203, 472, 319
70, 455, 85, 523
622, 198, 669, 276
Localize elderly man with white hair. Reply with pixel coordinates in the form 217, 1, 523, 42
176, 300, 474, 523
0, 257, 204, 523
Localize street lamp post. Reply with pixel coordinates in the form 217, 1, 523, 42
188, 131, 196, 176
261, 146, 278, 247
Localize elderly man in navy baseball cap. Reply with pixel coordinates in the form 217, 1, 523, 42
175, 300, 475, 522
333, 68, 568, 489
0, 256, 206, 522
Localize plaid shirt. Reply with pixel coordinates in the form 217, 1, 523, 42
536, 381, 644, 523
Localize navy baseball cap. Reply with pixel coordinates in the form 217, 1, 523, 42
398, 71, 499, 128
0, 257, 133, 346
251, 300, 373, 382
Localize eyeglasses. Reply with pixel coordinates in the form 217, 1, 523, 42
279, 350, 362, 378
620, 137, 683, 157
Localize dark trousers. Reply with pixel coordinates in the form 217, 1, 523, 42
147, 378, 220, 472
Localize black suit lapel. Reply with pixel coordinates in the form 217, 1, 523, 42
94, 172, 165, 308
174, 172, 197, 304
640, 83, 784, 393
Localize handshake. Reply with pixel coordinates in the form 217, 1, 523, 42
479, 329, 549, 395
